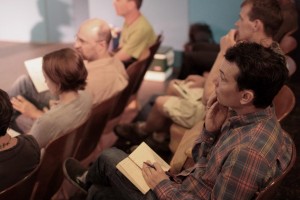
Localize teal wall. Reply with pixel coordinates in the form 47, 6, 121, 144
188, 0, 243, 42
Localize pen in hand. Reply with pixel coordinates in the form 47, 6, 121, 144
144, 162, 173, 177
143, 162, 156, 170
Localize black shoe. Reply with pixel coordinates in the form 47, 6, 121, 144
114, 122, 149, 144
63, 158, 89, 194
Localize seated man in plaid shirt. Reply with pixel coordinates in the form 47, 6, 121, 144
63, 42, 294, 200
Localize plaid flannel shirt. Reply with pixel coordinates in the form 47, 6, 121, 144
153, 107, 293, 200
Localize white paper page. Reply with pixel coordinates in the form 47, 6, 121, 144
24, 57, 48, 93
129, 142, 170, 172
116, 157, 150, 194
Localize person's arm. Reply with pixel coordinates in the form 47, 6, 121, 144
202, 29, 237, 105
116, 23, 154, 61
29, 115, 52, 148
145, 93, 228, 200
114, 50, 133, 63
210, 148, 269, 199
11, 95, 44, 119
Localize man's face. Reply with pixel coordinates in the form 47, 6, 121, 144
74, 25, 99, 62
215, 60, 242, 108
235, 4, 256, 42
113, 0, 131, 16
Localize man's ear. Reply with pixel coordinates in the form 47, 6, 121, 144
240, 89, 254, 105
127, 0, 136, 10
253, 19, 262, 32
97, 40, 106, 49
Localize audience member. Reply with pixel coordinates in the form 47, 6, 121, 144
63, 42, 293, 200
113, 0, 157, 67
0, 89, 40, 191
8, 18, 128, 133
178, 23, 219, 79
11, 48, 92, 148
75, 19, 128, 104
274, 0, 298, 76
274, 0, 298, 54
114, 0, 284, 151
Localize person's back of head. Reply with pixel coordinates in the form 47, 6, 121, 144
241, 0, 283, 39
225, 42, 288, 108
43, 48, 88, 94
0, 89, 13, 136
189, 23, 214, 44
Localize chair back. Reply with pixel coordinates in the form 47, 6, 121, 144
30, 125, 85, 200
0, 163, 40, 200
74, 94, 119, 161
110, 57, 149, 119
132, 34, 163, 95
256, 131, 296, 200
273, 85, 295, 121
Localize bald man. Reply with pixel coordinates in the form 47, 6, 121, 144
8, 18, 128, 133
74, 18, 128, 104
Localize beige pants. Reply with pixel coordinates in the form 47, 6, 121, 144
163, 87, 205, 129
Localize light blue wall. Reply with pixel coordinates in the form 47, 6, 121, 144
89, 0, 189, 51
0, 0, 242, 48
189, 0, 243, 43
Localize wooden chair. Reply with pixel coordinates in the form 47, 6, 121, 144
0, 163, 40, 200
30, 125, 85, 200
74, 94, 119, 161
273, 85, 296, 121
131, 34, 163, 95
256, 131, 297, 200
110, 57, 149, 119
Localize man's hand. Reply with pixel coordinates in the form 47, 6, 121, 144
184, 75, 206, 88
11, 95, 44, 119
220, 29, 237, 54
205, 93, 228, 132
142, 162, 169, 190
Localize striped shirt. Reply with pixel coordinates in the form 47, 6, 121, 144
153, 107, 293, 200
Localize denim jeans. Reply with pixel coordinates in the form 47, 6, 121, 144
86, 148, 158, 200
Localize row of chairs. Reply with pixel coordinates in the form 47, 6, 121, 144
0, 34, 163, 200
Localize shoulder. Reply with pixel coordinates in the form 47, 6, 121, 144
16, 135, 40, 154
133, 15, 154, 32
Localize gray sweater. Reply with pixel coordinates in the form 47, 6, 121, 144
30, 91, 92, 148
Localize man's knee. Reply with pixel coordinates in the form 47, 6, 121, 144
155, 96, 170, 114
98, 148, 127, 167
8, 74, 33, 97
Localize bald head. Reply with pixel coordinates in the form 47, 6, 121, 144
80, 18, 112, 45
75, 18, 112, 61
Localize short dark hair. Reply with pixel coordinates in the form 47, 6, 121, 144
241, 0, 283, 38
0, 89, 13, 136
225, 42, 288, 108
130, 0, 143, 9
43, 48, 87, 93
189, 23, 214, 43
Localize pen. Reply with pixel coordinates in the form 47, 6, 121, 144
143, 162, 156, 170
144, 162, 173, 177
